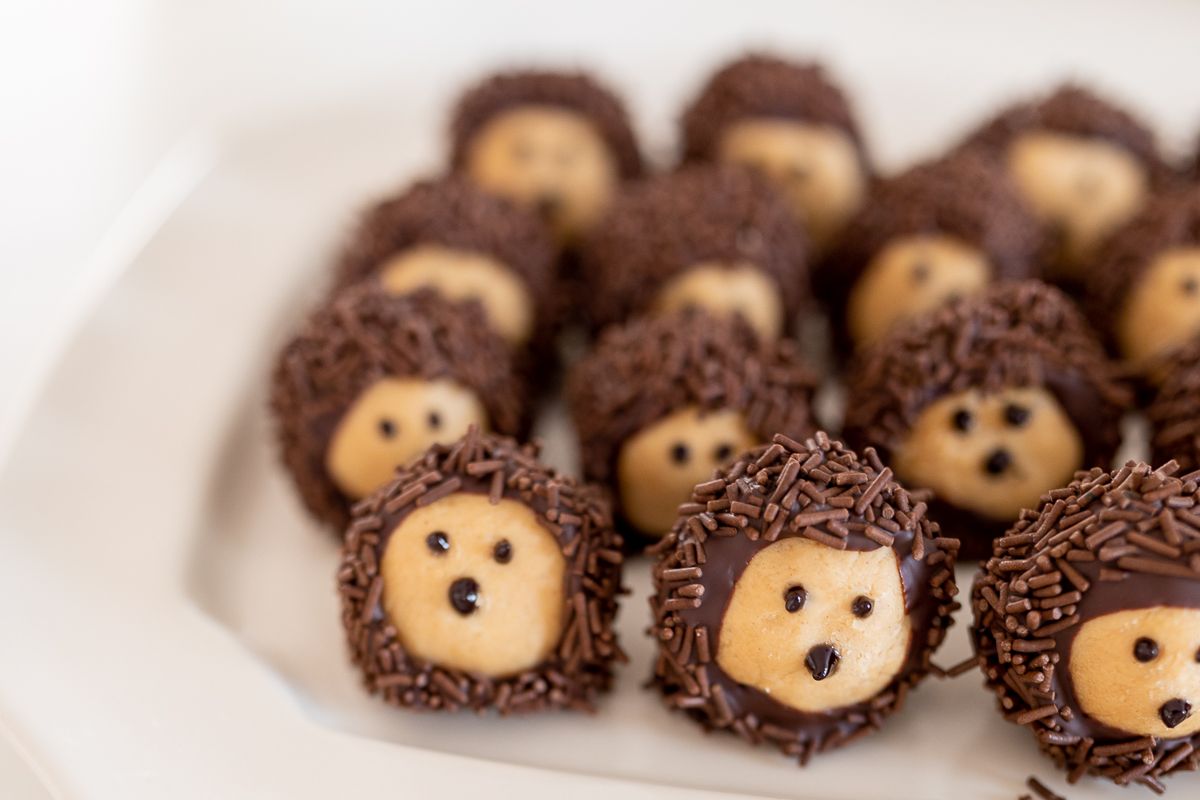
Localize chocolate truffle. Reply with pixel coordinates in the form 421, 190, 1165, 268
333, 176, 557, 349
270, 285, 525, 531
650, 432, 959, 762
1148, 338, 1200, 472
844, 281, 1130, 559
567, 309, 817, 540
825, 149, 1041, 349
339, 427, 624, 714
449, 69, 643, 244
1088, 185, 1200, 370
580, 164, 808, 339
973, 461, 1200, 791
679, 54, 872, 253
958, 84, 1171, 286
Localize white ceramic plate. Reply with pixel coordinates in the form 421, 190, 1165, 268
6, 7, 1200, 796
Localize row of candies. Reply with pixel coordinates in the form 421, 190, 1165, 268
267, 53, 1200, 792
329, 422, 1199, 793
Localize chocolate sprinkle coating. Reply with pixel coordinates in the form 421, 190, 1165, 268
973, 460, 1200, 790
579, 163, 809, 332
679, 53, 871, 174
338, 428, 625, 714
1088, 185, 1200, 348
449, 70, 643, 180
822, 149, 1042, 331
650, 432, 959, 761
1148, 338, 1200, 472
331, 176, 558, 343
567, 309, 818, 530
270, 285, 526, 531
958, 84, 1170, 183
843, 281, 1131, 557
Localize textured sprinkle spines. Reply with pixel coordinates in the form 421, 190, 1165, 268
1148, 338, 1200, 472
269, 285, 527, 531
650, 432, 959, 762
339, 429, 625, 715
579, 163, 809, 332
680, 53, 870, 172
568, 309, 818, 488
973, 461, 1200, 790
844, 280, 1130, 475
449, 70, 643, 180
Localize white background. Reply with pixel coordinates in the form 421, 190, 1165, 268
2, 1, 1200, 796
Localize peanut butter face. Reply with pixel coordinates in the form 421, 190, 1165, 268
380, 493, 566, 676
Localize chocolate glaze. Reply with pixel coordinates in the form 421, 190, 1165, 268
972, 460, 1200, 788
650, 432, 959, 761
676, 508, 941, 737
1050, 563, 1200, 741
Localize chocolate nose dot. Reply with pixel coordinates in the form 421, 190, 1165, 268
984, 448, 1011, 476
448, 577, 480, 616
805, 644, 840, 681
1159, 698, 1192, 729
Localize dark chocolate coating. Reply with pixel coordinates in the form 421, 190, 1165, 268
679, 53, 871, 175
820, 149, 1041, 342
843, 280, 1131, 559
972, 461, 1200, 789
338, 428, 625, 714
650, 432, 959, 763
1148, 337, 1200, 472
579, 163, 809, 333
449, 69, 643, 180
269, 285, 526, 532
567, 309, 818, 540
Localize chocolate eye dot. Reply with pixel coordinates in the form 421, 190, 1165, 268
1004, 403, 1031, 427
952, 408, 973, 432
713, 443, 734, 463
378, 418, 397, 439
1134, 637, 1159, 663
493, 539, 513, 564
911, 261, 930, 283
852, 596, 874, 618
1183, 277, 1199, 296
1195, 646, 1200, 663
427, 410, 441, 430
784, 585, 807, 613
426, 530, 450, 554
670, 443, 690, 465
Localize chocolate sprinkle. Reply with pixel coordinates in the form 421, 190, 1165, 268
649, 432, 959, 762
270, 284, 526, 531
567, 309, 818, 536
338, 427, 625, 715
844, 280, 1131, 558
449, 70, 643, 181
973, 460, 1200, 789
579, 163, 809, 333
679, 53, 871, 176
1147, 337, 1200, 472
